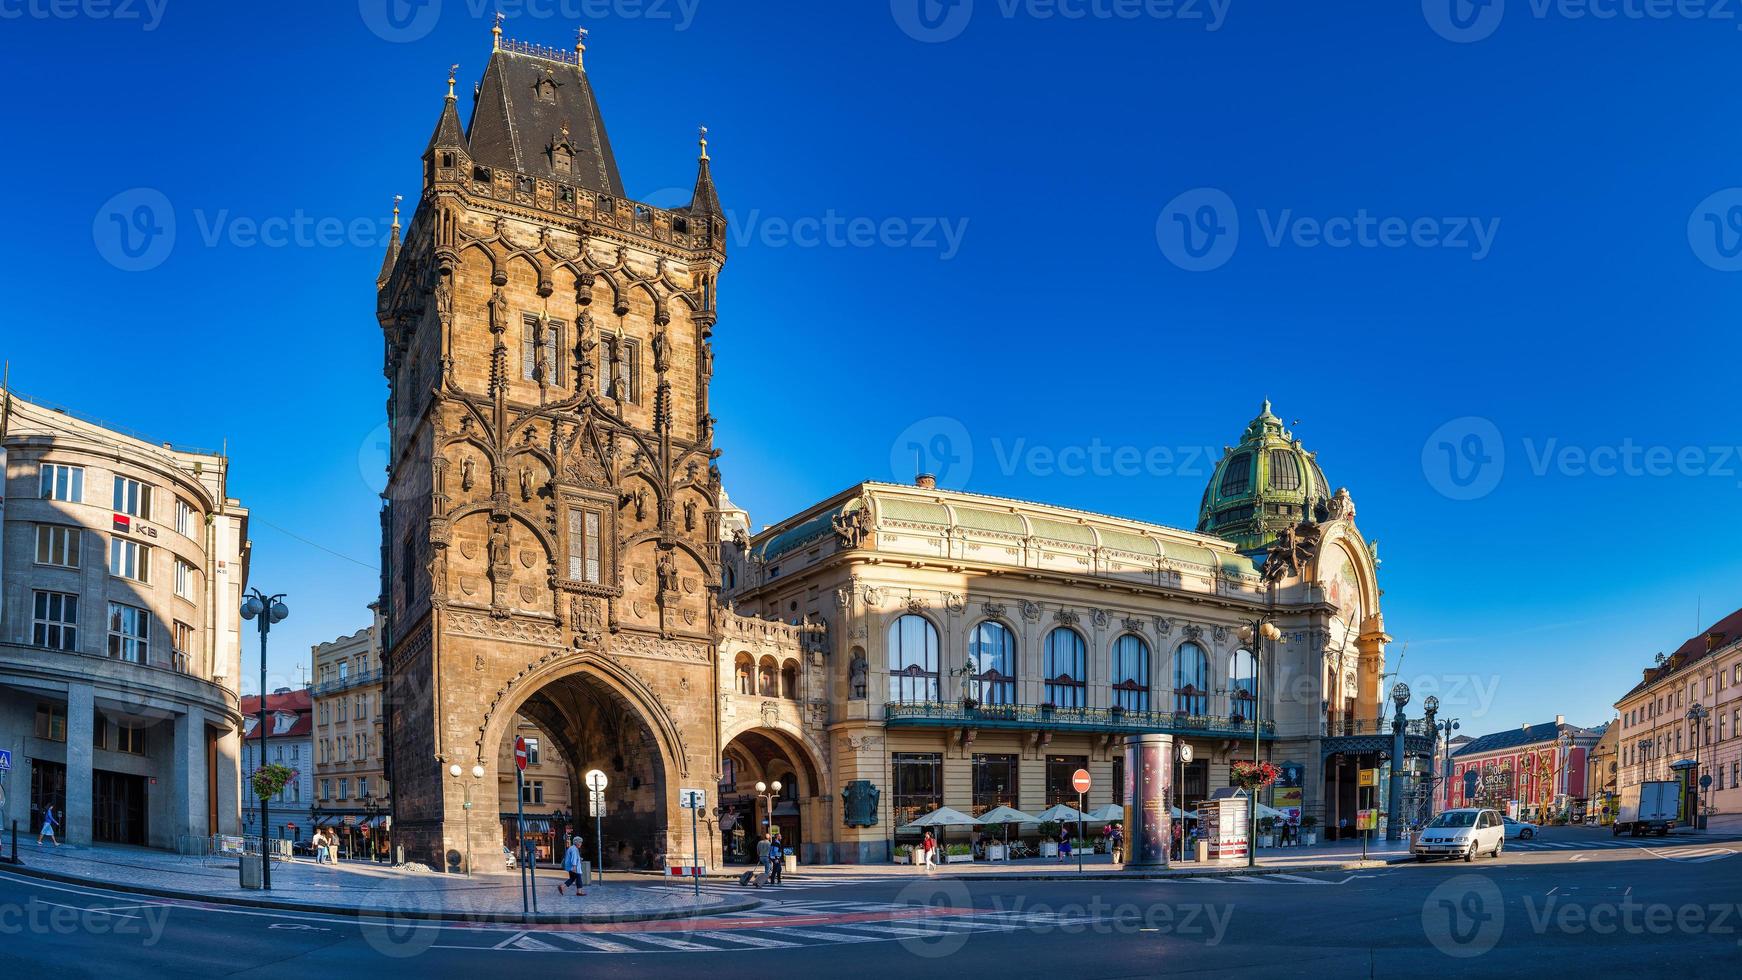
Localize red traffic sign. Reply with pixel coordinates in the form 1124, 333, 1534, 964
1072, 768, 1092, 794
514, 736, 529, 772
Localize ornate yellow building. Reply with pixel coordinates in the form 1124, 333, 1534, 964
376, 30, 1428, 868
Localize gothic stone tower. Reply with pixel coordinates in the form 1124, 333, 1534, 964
375, 30, 728, 871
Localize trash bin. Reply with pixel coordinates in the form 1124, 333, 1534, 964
1195, 840, 1208, 863
239, 855, 263, 890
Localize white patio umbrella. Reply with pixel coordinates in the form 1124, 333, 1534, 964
974, 805, 1039, 827
1034, 803, 1090, 824
1172, 805, 1198, 821
899, 806, 981, 830
1086, 804, 1125, 822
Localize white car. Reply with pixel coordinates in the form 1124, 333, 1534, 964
1503, 817, 1539, 840
1413, 807, 1506, 862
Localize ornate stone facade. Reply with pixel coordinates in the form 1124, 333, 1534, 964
376, 34, 732, 871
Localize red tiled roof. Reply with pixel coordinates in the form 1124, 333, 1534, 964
1620, 605, 1742, 700
240, 689, 313, 740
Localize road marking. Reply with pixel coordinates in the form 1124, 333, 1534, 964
551, 932, 638, 952
765, 926, 880, 944
32, 901, 140, 919
510, 934, 562, 951
621, 932, 722, 951
691, 930, 801, 948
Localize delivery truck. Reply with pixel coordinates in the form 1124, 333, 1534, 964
1613, 780, 1679, 836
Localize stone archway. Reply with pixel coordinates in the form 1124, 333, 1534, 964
720, 726, 829, 865
473, 658, 686, 873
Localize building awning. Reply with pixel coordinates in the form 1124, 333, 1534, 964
503, 816, 552, 833
314, 816, 338, 828
719, 813, 741, 832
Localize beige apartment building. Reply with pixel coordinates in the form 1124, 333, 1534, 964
311, 609, 391, 858
0, 388, 249, 848
1614, 608, 1742, 833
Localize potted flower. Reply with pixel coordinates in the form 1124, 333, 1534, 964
962, 695, 980, 711
1301, 816, 1319, 846
986, 839, 1007, 861
1038, 820, 1061, 857
944, 843, 974, 864
1040, 702, 1057, 715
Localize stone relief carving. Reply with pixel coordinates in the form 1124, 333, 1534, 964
1020, 601, 1043, 624
1054, 609, 1080, 627
982, 601, 1007, 621
1090, 608, 1109, 629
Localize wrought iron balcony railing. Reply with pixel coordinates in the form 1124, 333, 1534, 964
1325, 717, 1432, 738
885, 700, 1277, 738
314, 669, 382, 697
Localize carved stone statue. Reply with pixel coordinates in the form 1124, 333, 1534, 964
487, 286, 509, 335
657, 549, 678, 592
1262, 520, 1322, 584
1327, 487, 1356, 521
519, 468, 533, 501
832, 506, 870, 549
683, 499, 697, 532
460, 457, 475, 492
651, 329, 668, 373
849, 652, 868, 700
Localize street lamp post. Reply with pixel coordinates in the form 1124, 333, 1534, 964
1241, 618, 1281, 868
1688, 703, 1708, 829
1387, 682, 1411, 842
239, 588, 289, 890
449, 764, 486, 875
754, 779, 783, 850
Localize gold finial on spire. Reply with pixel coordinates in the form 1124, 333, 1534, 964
575, 26, 589, 69
492, 12, 504, 50
392, 194, 403, 232
698, 125, 709, 161
447, 64, 458, 99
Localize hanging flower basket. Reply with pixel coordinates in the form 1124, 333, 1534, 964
1230, 760, 1280, 793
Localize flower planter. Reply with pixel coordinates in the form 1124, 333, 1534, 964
986, 843, 1007, 862
1302, 831, 1318, 846
1258, 835, 1275, 848
945, 853, 974, 864
1040, 841, 1059, 858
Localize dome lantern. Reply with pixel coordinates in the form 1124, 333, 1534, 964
1197, 400, 1333, 555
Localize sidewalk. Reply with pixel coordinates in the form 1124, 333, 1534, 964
0, 839, 756, 924
654, 838, 1413, 881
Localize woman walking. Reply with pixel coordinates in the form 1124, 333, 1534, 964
37, 804, 60, 846
557, 836, 587, 897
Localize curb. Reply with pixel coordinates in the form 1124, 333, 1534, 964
0, 862, 761, 925
630, 859, 1400, 883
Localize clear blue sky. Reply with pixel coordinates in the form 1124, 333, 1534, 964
3, 1, 1738, 735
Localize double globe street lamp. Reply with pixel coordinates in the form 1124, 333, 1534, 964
1240, 619, 1282, 868
240, 588, 289, 890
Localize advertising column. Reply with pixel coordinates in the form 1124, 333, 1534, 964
1122, 733, 1173, 868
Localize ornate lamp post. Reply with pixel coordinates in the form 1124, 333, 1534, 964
448, 764, 486, 875
1240, 618, 1281, 868
754, 779, 783, 842
240, 588, 289, 890
1387, 682, 1411, 841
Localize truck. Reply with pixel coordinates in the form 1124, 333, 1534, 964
1613, 781, 1679, 836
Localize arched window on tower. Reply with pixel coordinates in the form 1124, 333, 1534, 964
1044, 628, 1086, 708
758, 656, 778, 698
781, 659, 799, 700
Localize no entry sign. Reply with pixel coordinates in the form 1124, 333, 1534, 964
1072, 768, 1092, 794
514, 736, 529, 771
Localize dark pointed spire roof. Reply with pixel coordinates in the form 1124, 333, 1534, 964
377, 195, 403, 288
465, 44, 624, 197
426, 65, 468, 154
687, 126, 722, 218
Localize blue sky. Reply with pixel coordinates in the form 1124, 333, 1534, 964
3, 1, 1738, 734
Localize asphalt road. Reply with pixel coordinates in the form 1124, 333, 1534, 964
0, 828, 1735, 978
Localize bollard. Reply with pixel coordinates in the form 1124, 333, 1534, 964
7, 819, 18, 866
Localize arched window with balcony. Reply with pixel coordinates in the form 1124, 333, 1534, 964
758, 656, 778, 697
780, 659, 799, 700
1111, 634, 1150, 712
968, 620, 1016, 705
1229, 648, 1257, 723
734, 652, 754, 695
1044, 628, 1086, 708
888, 614, 939, 703
1173, 642, 1208, 715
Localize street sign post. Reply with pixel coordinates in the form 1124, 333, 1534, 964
586, 769, 608, 881
1072, 768, 1091, 874
679, 788, 706, 899
514, 736, 533, 916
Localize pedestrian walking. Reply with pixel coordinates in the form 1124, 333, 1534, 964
37, 804, 60, 846
921, 830, 937, 872
1056, 825, 1072, 862
756, 831, 771, 882
557, 835, 587, 897
1108, 823, 1125, 863
768, 835, 785, 884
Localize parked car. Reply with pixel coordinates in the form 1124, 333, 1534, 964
1412, 808, 1506, 862
1502, 817, 1539, 840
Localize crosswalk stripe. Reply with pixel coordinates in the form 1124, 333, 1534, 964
691, 930, 802, 948
509, 935, 562, 951
761, 926, 881, 944
553, 932, 639, 953
619, 932, 721, 951
1267, 873, 1330, 883
829, 921, 976, 939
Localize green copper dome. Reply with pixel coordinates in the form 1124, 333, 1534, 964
1197, 401, 1332, 555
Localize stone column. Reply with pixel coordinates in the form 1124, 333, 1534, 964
215, 724, 242, 834
172, 706, 209, 842
64, 683, 94, 846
